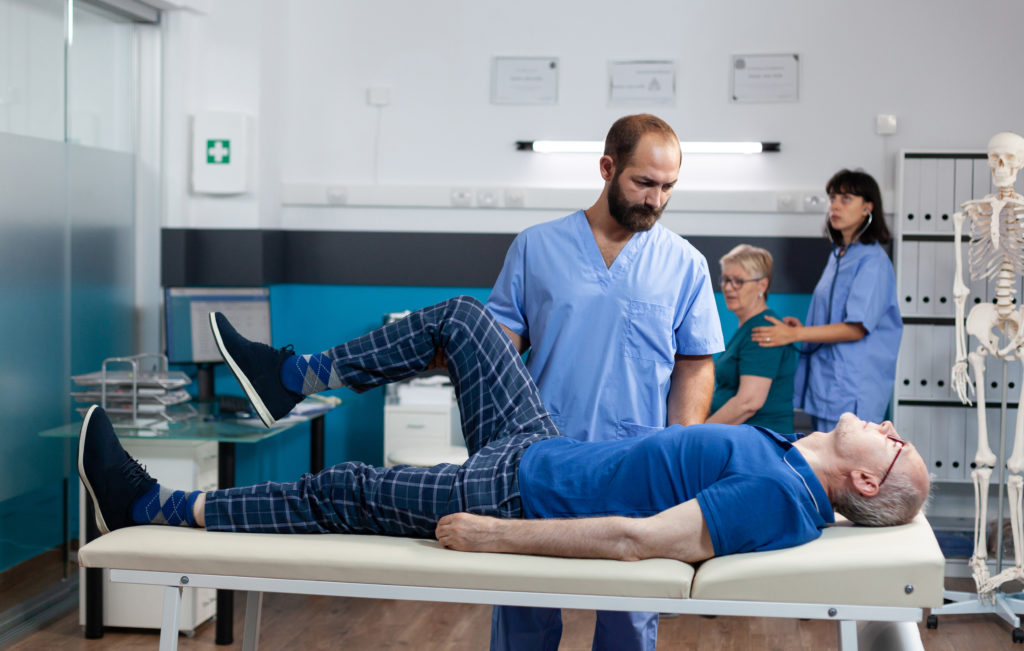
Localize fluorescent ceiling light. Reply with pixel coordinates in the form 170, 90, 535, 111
681, 141, 766, 154
517, 140, 780, 154
528, 140, 605, 154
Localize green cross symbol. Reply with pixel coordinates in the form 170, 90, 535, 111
206, 140, 231, 164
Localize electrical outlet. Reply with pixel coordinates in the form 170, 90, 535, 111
803, 193, 828, 213
776, 193, 798, 212
504, 189, 525, 208
325, 186, 347, 205
477, 189, 499, 208
450, 188, 473, 207
875, 114, 898, 135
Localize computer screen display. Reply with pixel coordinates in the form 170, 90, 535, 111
164, 287, 272, 364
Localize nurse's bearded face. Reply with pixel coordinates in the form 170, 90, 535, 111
607, 168, 664, 232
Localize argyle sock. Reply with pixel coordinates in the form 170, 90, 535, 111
131, 484, 200, 527
281, 352, 343, 395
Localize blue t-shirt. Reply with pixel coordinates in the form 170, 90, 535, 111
796, 242, 902, 422
487, 211, 724, 442
518, 423, 834, 556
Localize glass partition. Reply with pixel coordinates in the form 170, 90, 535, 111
0, 0, 141, 638
0, 0, 65, 141
67, 1, 135, 151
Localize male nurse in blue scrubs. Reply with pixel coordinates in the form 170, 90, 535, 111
487, 114, 725, 651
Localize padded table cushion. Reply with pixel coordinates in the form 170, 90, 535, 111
78, 526, 694, 599
79, 513, 944, 607
692, 513, 944, 608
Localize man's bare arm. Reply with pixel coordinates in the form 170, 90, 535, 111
435, 499, 715, 564
499, 324, 529, 354
666, 355, 715, 426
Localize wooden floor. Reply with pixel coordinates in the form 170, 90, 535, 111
0, 547, 74, 613
7, 590, 1022, 650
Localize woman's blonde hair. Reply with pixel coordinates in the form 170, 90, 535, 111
719, 244, 773, 297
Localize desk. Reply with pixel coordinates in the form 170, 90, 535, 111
41, 399, 337, 645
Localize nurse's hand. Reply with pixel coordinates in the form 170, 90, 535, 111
751, 316, 796, 348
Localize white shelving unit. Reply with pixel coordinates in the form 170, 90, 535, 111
893, 150, 1018, 565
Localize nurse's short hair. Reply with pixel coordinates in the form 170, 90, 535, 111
719, 244, 774, 296
604, 114, 679, 168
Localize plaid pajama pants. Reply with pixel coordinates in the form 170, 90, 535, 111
205, 296, 562, 538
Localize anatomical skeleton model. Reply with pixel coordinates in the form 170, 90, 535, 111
952, 131, 1024, 598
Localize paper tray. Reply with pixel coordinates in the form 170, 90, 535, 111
72, 370, 191, 390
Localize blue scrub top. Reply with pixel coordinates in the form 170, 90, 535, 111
795, 242, 902, 422
487, 211, 724, 442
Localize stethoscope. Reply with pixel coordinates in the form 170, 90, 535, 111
797, 211, 871, 407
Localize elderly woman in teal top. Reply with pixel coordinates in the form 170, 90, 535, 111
707, 245, 798, 431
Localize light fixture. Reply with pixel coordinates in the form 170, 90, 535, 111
516, 140, 780, 154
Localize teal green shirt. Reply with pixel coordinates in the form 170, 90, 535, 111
711, 308, 798, 432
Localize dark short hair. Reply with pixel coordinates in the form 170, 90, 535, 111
825, 168, 891, 245
604, 114, 679, 168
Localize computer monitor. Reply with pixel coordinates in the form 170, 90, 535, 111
164, 287, 272, 364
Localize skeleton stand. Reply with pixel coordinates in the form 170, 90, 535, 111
930, 362, 1024, 639
928, 188, 1024, 643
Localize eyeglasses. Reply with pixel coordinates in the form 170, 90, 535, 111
718, 276, 764, 289
879, 434, 907, 487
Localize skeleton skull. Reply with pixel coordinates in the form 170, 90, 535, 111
987, 131, 1024, 188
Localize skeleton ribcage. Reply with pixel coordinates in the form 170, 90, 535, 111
968, 204, 1024, 281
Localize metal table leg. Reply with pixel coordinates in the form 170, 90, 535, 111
215, 441, 235, 645
215, 414, 325, 644
310, 415, 325, 472
84, 499, 104, 638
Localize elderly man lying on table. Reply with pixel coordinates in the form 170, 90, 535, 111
79, 296, 929, 563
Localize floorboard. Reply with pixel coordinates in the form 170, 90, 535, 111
6, 589, 1023, 650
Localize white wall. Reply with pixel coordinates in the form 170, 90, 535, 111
157, 0, 1024, 230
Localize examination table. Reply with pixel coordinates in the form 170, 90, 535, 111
78, 512, 944, 650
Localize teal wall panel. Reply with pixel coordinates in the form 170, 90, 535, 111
221, 286, 490, 487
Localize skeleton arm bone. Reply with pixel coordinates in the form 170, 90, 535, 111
952, 210, 973, 403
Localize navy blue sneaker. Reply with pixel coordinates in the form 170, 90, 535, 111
209, 311, 303, 426
77, 405, 157, 534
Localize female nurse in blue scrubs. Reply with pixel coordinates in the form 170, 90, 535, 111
707, 244, 797, 431
751, 169, 902, 432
